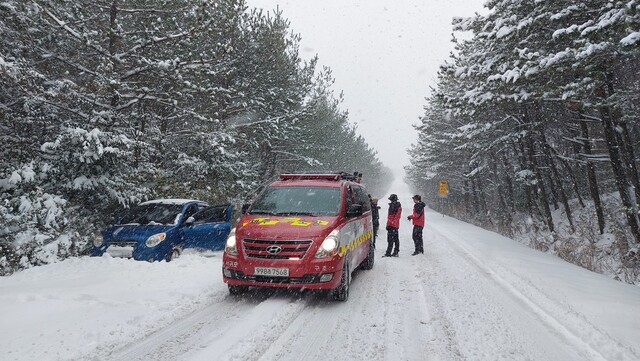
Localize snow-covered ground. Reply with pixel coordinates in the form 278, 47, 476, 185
2, 182, 640, 361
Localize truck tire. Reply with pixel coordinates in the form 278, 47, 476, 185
228, 285, 248, 295
359, 242, 375, 270
332, 262, 350, 302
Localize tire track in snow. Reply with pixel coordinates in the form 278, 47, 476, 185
487, 261, 640, 361
254, 255, 390, 361
192, 294, 309, 361
103, 289, 274, 361
256, 272, 385, 361
186, 272, 388, 361
379, 250, 438, 361
413, 252, 465, 361
420, 229, 551, 360
428, 225, 637, 361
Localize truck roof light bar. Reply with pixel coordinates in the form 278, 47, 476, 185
279, 171, 362, 183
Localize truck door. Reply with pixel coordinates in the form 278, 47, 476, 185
352, 185, 371, 263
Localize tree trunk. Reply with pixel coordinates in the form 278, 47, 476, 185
620, 122, 640, 205
501, 153, 516, 212
515, 141, 538, 220
602, 71, 640, 246
545, 171, 560, 211
540, 131, 574, 232
556, 154, 585, 208
599, 103, 640, 246
259, 142, 277, 180
463, 177, 472, 216
491, 154, 512, 233
523, 106, 554, 233
579, 114, 605, 234
109, 0, 119, 110
605, 71, 640, 207
469, 173, 481, 216
475, 174, 491, 227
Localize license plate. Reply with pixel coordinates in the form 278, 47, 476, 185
106, 245, 133, 258
254, 267, 289, 277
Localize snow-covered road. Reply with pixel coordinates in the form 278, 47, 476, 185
2, 188, 639, 361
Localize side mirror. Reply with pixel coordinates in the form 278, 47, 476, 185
346, 204, 363, 217
241, 203, 250, 214
184, 216, 195, 226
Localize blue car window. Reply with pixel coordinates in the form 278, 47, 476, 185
183, 204, 198, 220
192, 206, 228, 224
118, 204, 183, 225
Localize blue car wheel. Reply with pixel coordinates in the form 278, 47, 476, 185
166, 248, 181, 262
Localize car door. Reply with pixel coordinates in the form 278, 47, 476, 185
181, 205, 233, 250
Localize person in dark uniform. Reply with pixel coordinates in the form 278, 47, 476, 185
407, 194, 425, 255
369, 195, 380, 246
384, 194, 402, 257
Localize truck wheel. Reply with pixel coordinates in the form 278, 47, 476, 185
360, 242, 375, 270
228, 285, 248, 296
332, 262, 350, 301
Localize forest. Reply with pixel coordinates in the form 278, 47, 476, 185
406, 0, 640, 283
0, 0, 392, 274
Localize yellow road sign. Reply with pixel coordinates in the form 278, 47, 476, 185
438, 180, 449, 197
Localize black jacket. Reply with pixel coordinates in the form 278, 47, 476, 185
371, 205, 380, 226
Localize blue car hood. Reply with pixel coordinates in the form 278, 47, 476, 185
104, 224, 175, 242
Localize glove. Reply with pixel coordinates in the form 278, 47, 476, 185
386, 226, 392, 231
407, 216, 411, 221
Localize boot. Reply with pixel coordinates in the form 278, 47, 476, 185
412, 251, 419, 256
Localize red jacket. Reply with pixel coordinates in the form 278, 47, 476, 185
386, 201, 402, 229
408, 201, 425, 227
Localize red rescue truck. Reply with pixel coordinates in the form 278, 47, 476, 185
222, 172, 375, 301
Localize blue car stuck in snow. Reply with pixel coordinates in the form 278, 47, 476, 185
92, 199, 233, 261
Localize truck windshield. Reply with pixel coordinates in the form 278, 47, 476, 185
117, 204, 184, 225
249, 186, 341, 216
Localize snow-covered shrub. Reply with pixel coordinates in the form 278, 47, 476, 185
41, 126, 151, 208
0, 172, 70, 275
0, 128, 151, 275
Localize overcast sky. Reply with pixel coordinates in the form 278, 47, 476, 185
247, 0, 486, 175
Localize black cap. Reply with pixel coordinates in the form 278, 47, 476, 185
388, 194, 398, 201
412, 194, 421, 201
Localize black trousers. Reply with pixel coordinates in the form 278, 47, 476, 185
412, 226, 424, 253
385, 227, 399, 255
373, 224, 379, 246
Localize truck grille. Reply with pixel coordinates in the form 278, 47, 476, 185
224, 269, 324, 284
242, 239, 313, 259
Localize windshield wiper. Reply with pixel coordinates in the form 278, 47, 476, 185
273, 212, 317, 216
248, 210, 277, 215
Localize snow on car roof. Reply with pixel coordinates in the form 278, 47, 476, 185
139, 199, 205, 206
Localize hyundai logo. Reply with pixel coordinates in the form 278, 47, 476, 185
266, 245, 282, 255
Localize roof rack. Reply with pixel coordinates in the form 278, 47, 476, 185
279, 171, 362, 183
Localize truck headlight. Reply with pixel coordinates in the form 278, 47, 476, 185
145, 233, 166, 247
225, 228, 238, 256
315, 229, 339, 259
93, 235, 104, 247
